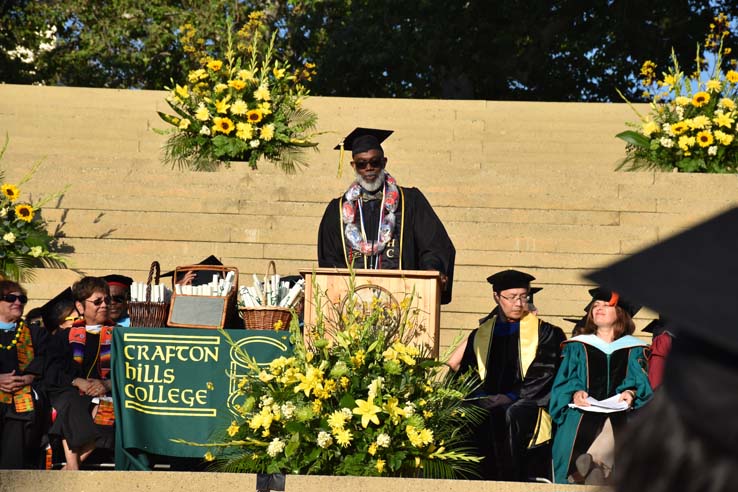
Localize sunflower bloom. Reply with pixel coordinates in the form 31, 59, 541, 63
727, 70, 738, 84
1, 184, 20, 202
671, 121, 689, 135
14, 204, 34, 222
213, 117, 235, 135
246, 109, 263, 124
692, 91, 710, 107
207, 59, 223, 71
696, 131, 714, 148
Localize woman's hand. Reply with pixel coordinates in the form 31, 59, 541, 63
619, 389, 636, 407
573, 390, 590, 406
84, 378, 109, 397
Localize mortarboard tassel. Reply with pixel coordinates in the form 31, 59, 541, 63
337, 141, 345, 178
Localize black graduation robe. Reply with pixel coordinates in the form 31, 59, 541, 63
317, 186, 456, 304
45, 328, 115, 451
0, 321, 49, 469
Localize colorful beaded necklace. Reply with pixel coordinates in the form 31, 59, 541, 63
0, 321, 23, 350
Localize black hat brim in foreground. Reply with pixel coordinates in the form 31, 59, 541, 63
161, 255, 223, 278
587, 206, 738, 353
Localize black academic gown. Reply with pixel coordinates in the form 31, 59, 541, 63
317, 186, 456, 304
0, 322, 49, 469
458, 309, 566, 480
45, 329, 115, 451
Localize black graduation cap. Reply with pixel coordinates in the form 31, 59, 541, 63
102, 274, 133, 287
486, 269, 535, 292
642, 315, 672, 336
334, 127, 393, 155
587, 207, 738, 450
587, 287, 641, 318
161, 255, 224, 285
40, 287, 75, 330
160, 255, 223, 278
528, 286, 542, 304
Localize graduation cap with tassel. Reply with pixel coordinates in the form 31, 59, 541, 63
334, 127, 393, 178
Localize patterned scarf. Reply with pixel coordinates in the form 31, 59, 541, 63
0, 321, 35, 412
69, 319, 114, 379
341, 172, 400, 256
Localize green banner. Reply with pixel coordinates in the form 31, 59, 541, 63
111, 327, 292, 469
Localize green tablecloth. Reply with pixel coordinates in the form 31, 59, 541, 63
111, 327, 292, 470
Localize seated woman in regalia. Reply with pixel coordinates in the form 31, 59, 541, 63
46, 277, 116, 470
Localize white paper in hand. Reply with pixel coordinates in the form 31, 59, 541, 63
568, 394, 629, 413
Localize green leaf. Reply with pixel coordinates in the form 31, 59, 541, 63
616, 130, 650, 148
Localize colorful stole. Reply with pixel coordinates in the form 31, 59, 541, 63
0, 321, 35, 412
69, 323, 114, 379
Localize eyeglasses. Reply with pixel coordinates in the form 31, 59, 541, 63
110, 295, 128, 304
85, 296, 111, 306
497, 293, 530, 304
0, 294, 28, 304
353, 158, 384, 170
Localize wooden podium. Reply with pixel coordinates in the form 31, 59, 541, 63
300, 268, 442, 358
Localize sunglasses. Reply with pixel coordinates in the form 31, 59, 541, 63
110, 295, 128, 304
353, 158, 384, 170
1, 294, 28, 304
85, 296, 111, 306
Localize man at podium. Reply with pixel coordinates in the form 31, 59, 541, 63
317, 128, 456, 304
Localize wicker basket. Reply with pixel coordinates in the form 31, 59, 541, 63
128, 261, 170, 328
240, 306, 293, 330
240, 260, 296, 330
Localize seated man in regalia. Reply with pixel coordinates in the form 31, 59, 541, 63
448, 269, 566, 481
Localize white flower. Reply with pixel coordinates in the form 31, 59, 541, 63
367, 377, 384, 398
676, 106, 685, 119
708, 145, 718, 156
199, 126, 211, 136
249, 139, 260, 148
402, 402, 415, 417
317, 431, 333, 448
29, 246, 43, 257
266, 437, 285, 457
341, 407, 353, 419
662, 123, 674, 136
281, 401, 296, 419
3, 232, 16, 243
0, 207, 7, 218
659, 137, 674, 148
260, 395, 274, 408
376, 433, 391, 448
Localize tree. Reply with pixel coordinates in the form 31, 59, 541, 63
2, 0, 738, 101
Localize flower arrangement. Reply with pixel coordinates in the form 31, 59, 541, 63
0, 136, 68, 281
192, 275, 484, 478
158, 13, 319, 172
616, 14, 738, 173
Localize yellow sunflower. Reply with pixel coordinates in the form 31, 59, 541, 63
207, 59, 223, 71
228, 79, 246, 91
727, 70, 738, 84
246, 109, 264, 124
671, 121, 689, 135
692, 91, 711, 107
14, 204, 34, 222
696, 130, 714, 147
212, 117, 235, 135
1, 184, 20, 202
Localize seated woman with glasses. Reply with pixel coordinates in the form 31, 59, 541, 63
550, 288, 653, 485
0, 280, 50, 469
46, 277, 115, 470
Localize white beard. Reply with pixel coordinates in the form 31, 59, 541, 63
356, 169, 386, 192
